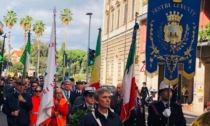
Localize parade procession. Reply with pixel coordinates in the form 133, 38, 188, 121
0, 0, 210, 126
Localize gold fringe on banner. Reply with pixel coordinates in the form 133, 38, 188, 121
173, 0, 182, 3
182, 71, 195, 80
163, 77, 178, 86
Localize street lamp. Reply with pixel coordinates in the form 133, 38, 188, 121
86, 12, 92, 83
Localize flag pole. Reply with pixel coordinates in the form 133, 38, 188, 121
22, 30, 31, 80
53, 7, 57, 66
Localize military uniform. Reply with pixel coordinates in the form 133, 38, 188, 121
74, 103, 96, 113
0, 84, 4, 108
148, 101, 186, 126
124, 97, 146, 126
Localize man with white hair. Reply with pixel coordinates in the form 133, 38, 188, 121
79, 88, 123, 126
148, 81, 186, 126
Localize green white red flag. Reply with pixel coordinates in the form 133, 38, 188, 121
120, 23, 139, 122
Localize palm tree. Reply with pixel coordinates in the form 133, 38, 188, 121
33, 20, 45, 75
60, 8, 73, 79
60, 8, 73, 50
3, 10, 18, 73
20, 15, 33, 46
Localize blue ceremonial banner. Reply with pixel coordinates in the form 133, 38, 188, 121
146, 0, 201, 85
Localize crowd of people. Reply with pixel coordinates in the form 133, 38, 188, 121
0, 76, 187, 126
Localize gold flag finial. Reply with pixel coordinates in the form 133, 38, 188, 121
173, 0, 182, 3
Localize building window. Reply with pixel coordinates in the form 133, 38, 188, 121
111, 12, 114, 31
117, 8, 120, 28
124, 2, 127, 24
131, 0, 135, 20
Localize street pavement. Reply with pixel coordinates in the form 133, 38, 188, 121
0, 107, 199, 126
0, 112, 7, 126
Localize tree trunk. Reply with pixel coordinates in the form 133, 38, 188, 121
24, 30, 26, 46
7, 31, 11, 74
37, 37, 40, 76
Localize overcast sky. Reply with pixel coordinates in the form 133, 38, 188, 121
0, 0, 104, 51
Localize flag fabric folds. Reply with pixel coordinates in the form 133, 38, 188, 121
36, 23, 56, 125
89, 28, 101, 89
20, 32, 31, 78
120, 23, 139, 122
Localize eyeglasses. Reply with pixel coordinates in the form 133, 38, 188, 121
35, 90, 42, 93
9, 80, 13, 81
87, 94, 94, 98
32, 85, 37, 87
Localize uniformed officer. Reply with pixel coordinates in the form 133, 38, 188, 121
145, 89, 157, 106
74, 87, 96, 113
124, 86, 146, 126
0, 77, 5, 110
148, 81, 186, 126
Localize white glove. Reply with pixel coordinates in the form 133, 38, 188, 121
162, 108, 171, 117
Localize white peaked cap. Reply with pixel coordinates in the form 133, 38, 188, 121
150, 89, 157, 93
159, 81, 172, 91
85, 87, 96, 92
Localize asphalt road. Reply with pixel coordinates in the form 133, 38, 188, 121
0, 112, 7, 126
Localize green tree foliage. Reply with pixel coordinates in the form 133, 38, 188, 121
10, 62, 23, 73
56, 46, 87, 78
30, 39, 48, 74
20, 15, 33, 45
199, 22, 210, 41
66, 50, 86, 64
60, 8, 73, 26
3, 10, 18, 30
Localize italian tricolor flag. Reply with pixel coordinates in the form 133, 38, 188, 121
120, 23, 139, 122
89, 28, 101, 89
20, 32, 31, 78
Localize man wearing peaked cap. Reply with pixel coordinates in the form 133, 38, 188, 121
2, 78, 32, 126
73, 87, 96, 113
70, 81, 84, 105
147, 81, 186, 126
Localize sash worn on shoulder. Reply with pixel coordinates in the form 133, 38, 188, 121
151, 104, 160, 116
91, 112, 102, 126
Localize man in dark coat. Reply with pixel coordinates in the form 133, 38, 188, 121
110, 83, 123, 115
124, 86, 146, 126
4, 77, 14, 99
2, 79, 33, 126
0, 77, 5, 109
79, 88, 123, 126
70, 81, 84, 105
148, 81, 186, 126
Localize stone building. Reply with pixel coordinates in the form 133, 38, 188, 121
101, 0, 210, 113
